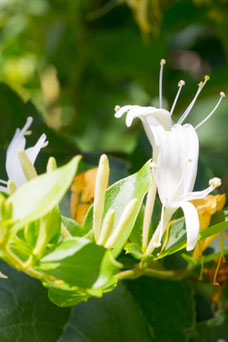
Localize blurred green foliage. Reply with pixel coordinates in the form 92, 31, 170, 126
0, 0, 227, 158
0, 1, 228, 340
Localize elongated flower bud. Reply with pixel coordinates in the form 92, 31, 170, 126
105, 198, 138, 249
18, 148, 37, 180
97, 209, 115, 245
93, 154, 110, 242
47, 157, 57, 173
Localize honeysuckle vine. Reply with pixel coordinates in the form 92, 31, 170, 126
0, 60, 227, 307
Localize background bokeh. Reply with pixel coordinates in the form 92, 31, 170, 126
0, 0, 227, 192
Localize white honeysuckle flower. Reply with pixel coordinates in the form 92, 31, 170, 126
115, 59, 225, 254
0, 117, 48, 193
145, 124, 221, 253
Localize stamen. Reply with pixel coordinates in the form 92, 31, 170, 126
195, 92, 225, 130
115, 105, 120, 112
158, 219, 176, 255
198, 241, 204, 281
159, 59, 166, 109
178, 75, 210, 124
213, 232, 224, 286
170, 80, 185, 116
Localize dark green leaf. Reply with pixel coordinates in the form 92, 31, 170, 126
0, 261, 71, 342
194, 308, 228, 342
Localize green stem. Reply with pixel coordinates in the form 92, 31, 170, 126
116, 264, 196, 281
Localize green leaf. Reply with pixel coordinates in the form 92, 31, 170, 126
47, 287, 89, 308
84, 160, 153, 257
126, 277, 195, 342
194, 308, 228, 342
60, 277, 195, 342
35, 237, 120, 290
7, 156, 81, 231
0, 261, 71, 342
59, 283, 154, 342
61, 216, 90, 237
124, 243, 144, 260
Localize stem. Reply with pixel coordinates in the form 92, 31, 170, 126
116, 264, 196, 281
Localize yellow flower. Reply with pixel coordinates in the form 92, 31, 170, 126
70, 168, 98, 225
192, 194, 226, 259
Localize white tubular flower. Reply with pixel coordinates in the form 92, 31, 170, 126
145, 124, 221, 253
0, 117, 48, 193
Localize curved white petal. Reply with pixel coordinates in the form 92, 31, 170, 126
180, 201, 199, 251
114, 105, 140, 118
115, 105, 172, 130
26, 133, 47, 165
5, 117, 34, 187
152, 124, 199, 205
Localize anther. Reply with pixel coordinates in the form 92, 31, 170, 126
178, 80, 185, 87
115, 105, 120, 112
160, 58, 166, 65
209, 177, 221, 188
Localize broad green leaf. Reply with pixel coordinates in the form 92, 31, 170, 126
84, 161, 153, 257
36, 237, 120, 291
129, 197, 162, 251
59, 283, 154, 342
0, 261, 71, 342
7, 156, 81, 231
126, 277, 195, 342
60, 277, 195, 342
194, 308, 228, 342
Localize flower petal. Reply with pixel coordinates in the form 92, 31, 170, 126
180, 201, 199, 251
152, 123, 199, 205
25, 133, 47, 165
